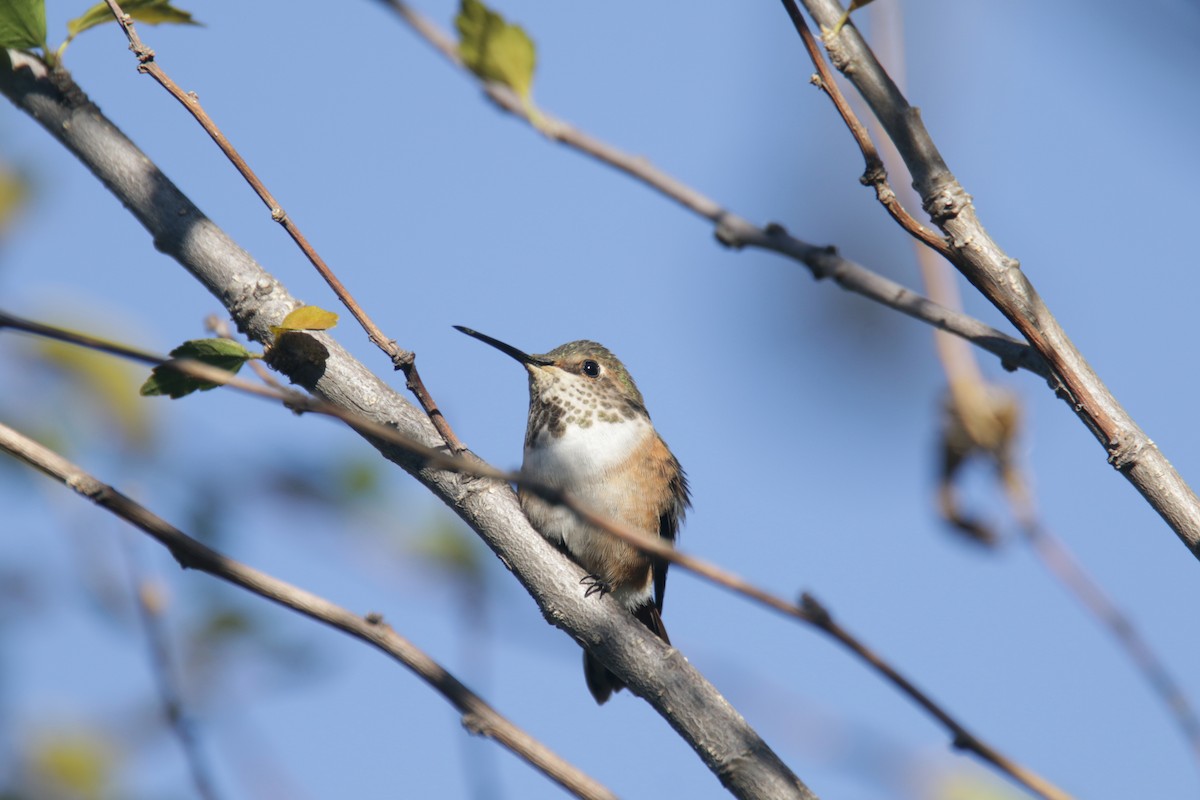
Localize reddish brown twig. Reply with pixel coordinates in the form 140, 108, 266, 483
780, 0, 951, 259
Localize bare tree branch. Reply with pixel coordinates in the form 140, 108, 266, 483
789, 0, 1200, 560
0, 420, 618, 800
0, 51, 814, 800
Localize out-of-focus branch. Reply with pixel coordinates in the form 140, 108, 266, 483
1003, 470, 1200, 764
123, 547, 221, 800
0, 420, 618, 800
97, 0, 463, 453
789, 0, 1200, 561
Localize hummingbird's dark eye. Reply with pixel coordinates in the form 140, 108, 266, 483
581, 359, 601, 378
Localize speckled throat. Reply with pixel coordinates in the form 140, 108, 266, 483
524, 354, 649, 449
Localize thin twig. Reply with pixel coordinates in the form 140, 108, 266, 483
375, 0, 1047, 381
123, 543, 221, 800
0, 310, 1073, 800
780, 1, 951, 259
98, 0, 464, 454
0, 420, 617, 800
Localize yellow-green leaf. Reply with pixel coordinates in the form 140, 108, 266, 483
30, 731, 115, 800
67, 0, 199, 42
0, 0, 47, 50
270, 305, 339, 337
412, 520, 482, 581
0, 165, 30, 239
38, 339, 153, 449
140, 338, 251, 399
455, 0, 536, 101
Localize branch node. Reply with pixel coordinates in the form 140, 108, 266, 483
922, 181, 971, 225
714, 215, 746, 249
799, 591, 832, 626
393, 348, 415, 371
270, 207, 287, 223
1107, 434, 1147, 473
461, 712, 489, 737
860, 161, 887, 187
822, 32, 852, 72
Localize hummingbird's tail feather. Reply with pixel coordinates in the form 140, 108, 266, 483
584, 602, 670, 704
584, 652, 621, 705
634, 603, 671, 644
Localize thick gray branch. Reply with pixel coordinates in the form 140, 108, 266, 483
0, 51, 815, 800
798, 0, 1200, 558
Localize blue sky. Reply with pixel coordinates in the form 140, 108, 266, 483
4, 1, 1200, 798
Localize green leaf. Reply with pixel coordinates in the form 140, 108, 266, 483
270, 305, 338, 337
455, 0, 536, 101
0, 0, 47, 50
66, 0, 199, 42
140, 338, 251, 399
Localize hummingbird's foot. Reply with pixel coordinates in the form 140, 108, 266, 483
581, 574, 612, 599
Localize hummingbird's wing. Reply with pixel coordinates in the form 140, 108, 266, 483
653, 457, 690, 612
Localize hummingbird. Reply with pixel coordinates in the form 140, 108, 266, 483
455, 326, 690, 704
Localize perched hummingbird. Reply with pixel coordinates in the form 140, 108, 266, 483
455, 326, 690, 704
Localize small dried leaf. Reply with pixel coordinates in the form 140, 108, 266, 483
270, 305, 339, 337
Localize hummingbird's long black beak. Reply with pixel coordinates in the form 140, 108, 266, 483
454, 326, 554, 366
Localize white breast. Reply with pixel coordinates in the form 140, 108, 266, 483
523, 416, 651, 487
